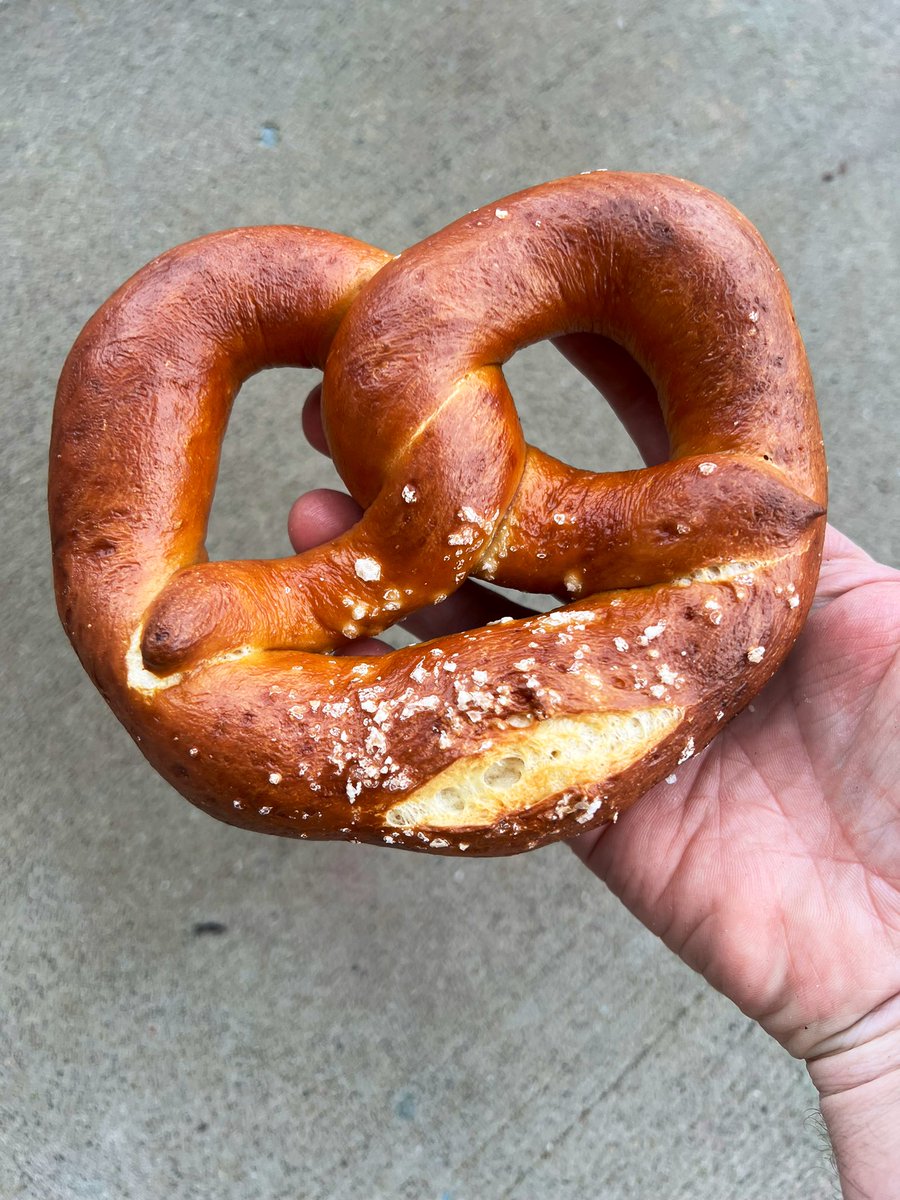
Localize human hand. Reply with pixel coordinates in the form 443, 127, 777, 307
574, 521, 900, 1197
289, 339, 899, 1197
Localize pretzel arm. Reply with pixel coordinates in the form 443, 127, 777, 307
141, 364, 525, 671
477, 446, 825, 596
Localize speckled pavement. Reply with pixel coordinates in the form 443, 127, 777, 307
2, 2, 897, 1197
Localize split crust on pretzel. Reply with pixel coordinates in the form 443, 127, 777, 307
49, 173, 826, 855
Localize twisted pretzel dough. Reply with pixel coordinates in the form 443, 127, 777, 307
49, 173, 826, 855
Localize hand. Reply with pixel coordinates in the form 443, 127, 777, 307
289, 339, 900, 1197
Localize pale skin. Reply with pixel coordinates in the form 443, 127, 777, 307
289, 338, 900, 1198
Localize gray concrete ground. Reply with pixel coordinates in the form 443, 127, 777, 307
2, 2, 897, 1197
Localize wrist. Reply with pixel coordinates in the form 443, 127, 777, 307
806, 993, 900, 1095
806, 995, 900, 1200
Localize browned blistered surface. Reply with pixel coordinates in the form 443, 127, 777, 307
49, 174, 826, 855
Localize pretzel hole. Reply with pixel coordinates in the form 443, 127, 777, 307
461, 336, 667, 617
206, 366, 332, 562
201, 366, 419, 651
507, 338, 663, 473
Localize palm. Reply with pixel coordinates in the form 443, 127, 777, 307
574, 526, 900, 1057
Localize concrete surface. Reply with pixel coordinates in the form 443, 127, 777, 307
2, 1, 897, 1197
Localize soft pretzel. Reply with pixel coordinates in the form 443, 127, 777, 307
49, 173, 827, 855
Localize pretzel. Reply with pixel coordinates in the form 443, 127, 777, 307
49, 173, 827, 855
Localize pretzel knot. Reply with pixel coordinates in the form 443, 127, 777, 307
50, 173, 826, 855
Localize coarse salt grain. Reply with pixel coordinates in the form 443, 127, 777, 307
677, 737, 695, 764
354, 557, 381, 581
642, 622, 666, 640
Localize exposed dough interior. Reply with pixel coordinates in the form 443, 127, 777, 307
384, 705, 683, 829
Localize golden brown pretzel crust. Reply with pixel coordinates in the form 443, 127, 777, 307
49, 173, 826, 855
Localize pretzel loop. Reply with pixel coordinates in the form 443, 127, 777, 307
50, 173, 826, 855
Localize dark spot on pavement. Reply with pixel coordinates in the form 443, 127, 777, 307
193, 921, 228, 936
